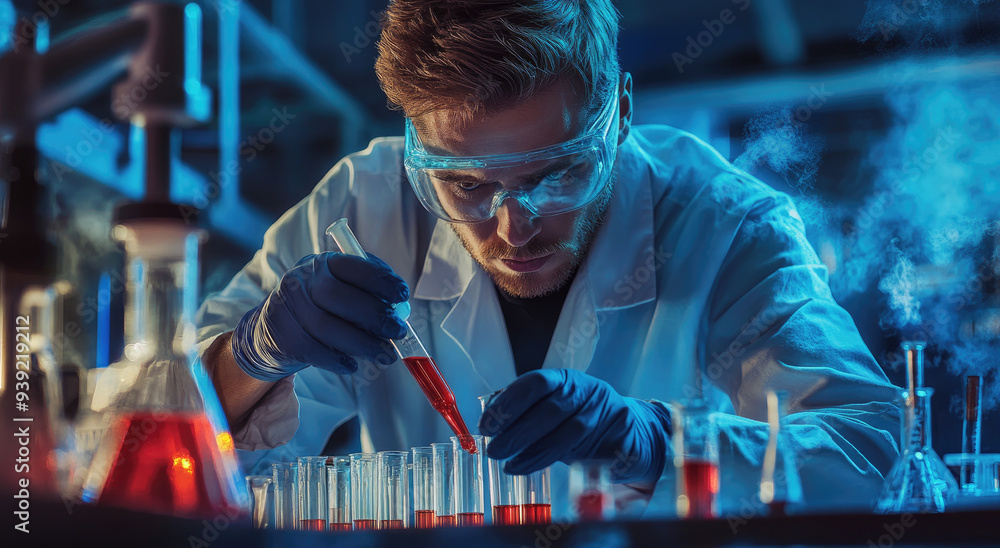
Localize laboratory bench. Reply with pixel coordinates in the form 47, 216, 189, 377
12, 495, 999, 547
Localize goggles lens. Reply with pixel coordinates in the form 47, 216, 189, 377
404, 92, 620, 223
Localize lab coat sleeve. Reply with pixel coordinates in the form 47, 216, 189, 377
195, 151, 364, 455
653, 187, 901, 515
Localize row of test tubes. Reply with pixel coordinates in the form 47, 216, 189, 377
246, 435, 579, 531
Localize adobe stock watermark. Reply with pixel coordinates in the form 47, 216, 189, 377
340, 10, 382, 63
672, 0, 752, 74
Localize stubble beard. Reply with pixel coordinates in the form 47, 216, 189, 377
451, 172, 617, 299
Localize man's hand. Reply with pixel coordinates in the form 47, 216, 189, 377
479, 369, 672, 486
230, 252, 409, 381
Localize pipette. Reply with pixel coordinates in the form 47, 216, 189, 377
326, 219, 477, 454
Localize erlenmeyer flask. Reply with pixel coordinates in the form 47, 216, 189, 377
875, 387, 957, 513
82, 214, 246, 519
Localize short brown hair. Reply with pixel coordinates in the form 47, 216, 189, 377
375, 0, 621, 119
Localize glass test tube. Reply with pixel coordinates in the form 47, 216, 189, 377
432, 442, 456, 527
521, 467, 552, 524
961, 376, 983, 492
327, 457, 351, 531
350, 453, 378, 530
453, 436, 486, 526
673, 400, 719, 519
298, 456, 328, 531
272, 462, 298, 530
412, 447, 436, 528
326, 219, 476, 454
246, 475, 274, 529
569, 461, 613, 522
479, 395, 523, 526
377, 451, 410, 529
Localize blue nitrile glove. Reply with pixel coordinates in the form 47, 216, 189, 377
231, 251, 409, 381
479, 369, 672, 486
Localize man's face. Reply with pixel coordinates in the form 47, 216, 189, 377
412, 79, 617, 298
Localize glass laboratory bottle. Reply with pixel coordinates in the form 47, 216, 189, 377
82, 215, 245, 519
875, 387, 957, 513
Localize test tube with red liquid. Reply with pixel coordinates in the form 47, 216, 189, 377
326, 456, 352, 531
327, 219, 476, 454
412, 447, 436, 528
673, 400, 719, 519
569, 461, 613, 521
520, 467, 552, 524
453, 435, 486, 526
432, 442, 457, 527
377, 451, 409, 529
479, 394, 523, 526
298, 456, 328, 531
350, 453, 378, 530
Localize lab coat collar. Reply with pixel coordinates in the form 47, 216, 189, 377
413, 134, 656, 309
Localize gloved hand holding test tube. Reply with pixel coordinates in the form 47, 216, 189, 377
326, 219, 478, 454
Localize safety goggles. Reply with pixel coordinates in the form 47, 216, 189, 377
403, 90, 620, 223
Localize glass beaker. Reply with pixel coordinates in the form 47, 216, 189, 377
81, 218, 245, 519
673, 399, 719, 519
875, 388, 957, 513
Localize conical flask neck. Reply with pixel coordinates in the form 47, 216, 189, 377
903, 388, 934, 452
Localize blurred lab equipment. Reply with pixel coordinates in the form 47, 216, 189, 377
875, 342, 958, 513
674, 399, 719, 519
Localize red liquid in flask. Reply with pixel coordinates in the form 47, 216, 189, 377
521, 503, 552, 524
436, 514, 457, 527
300, 519, 326, 531
402, 356, 477, 453
414, 509, 436, 528
457, 512, 484, 526
380, 519, 404, 530
329, 522, 352, 532
682, 459, 719, 519
353, 519, 378, 531
96, 411, 236, 518
492, 504, 521, 526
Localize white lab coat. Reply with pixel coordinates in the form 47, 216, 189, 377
195, 126, 900, 519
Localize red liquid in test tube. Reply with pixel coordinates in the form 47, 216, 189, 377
457, 512, 484, 526
329, 522, 351, 532
353, 519, 378, 531
492, 504, 521, 526
380, 519, 404, 530
436, 514, 457, 527
299, 519, 326, 531
328, 219, 476, 455
521, 503, 552, 524
402, 356, 477, 454
576, 491, 606, 521
683, 459, 719, 518
414, 509, 436, 528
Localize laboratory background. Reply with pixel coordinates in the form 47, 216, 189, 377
1, 0, 999, 545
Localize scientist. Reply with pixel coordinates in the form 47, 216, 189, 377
197, 0, 899, 515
